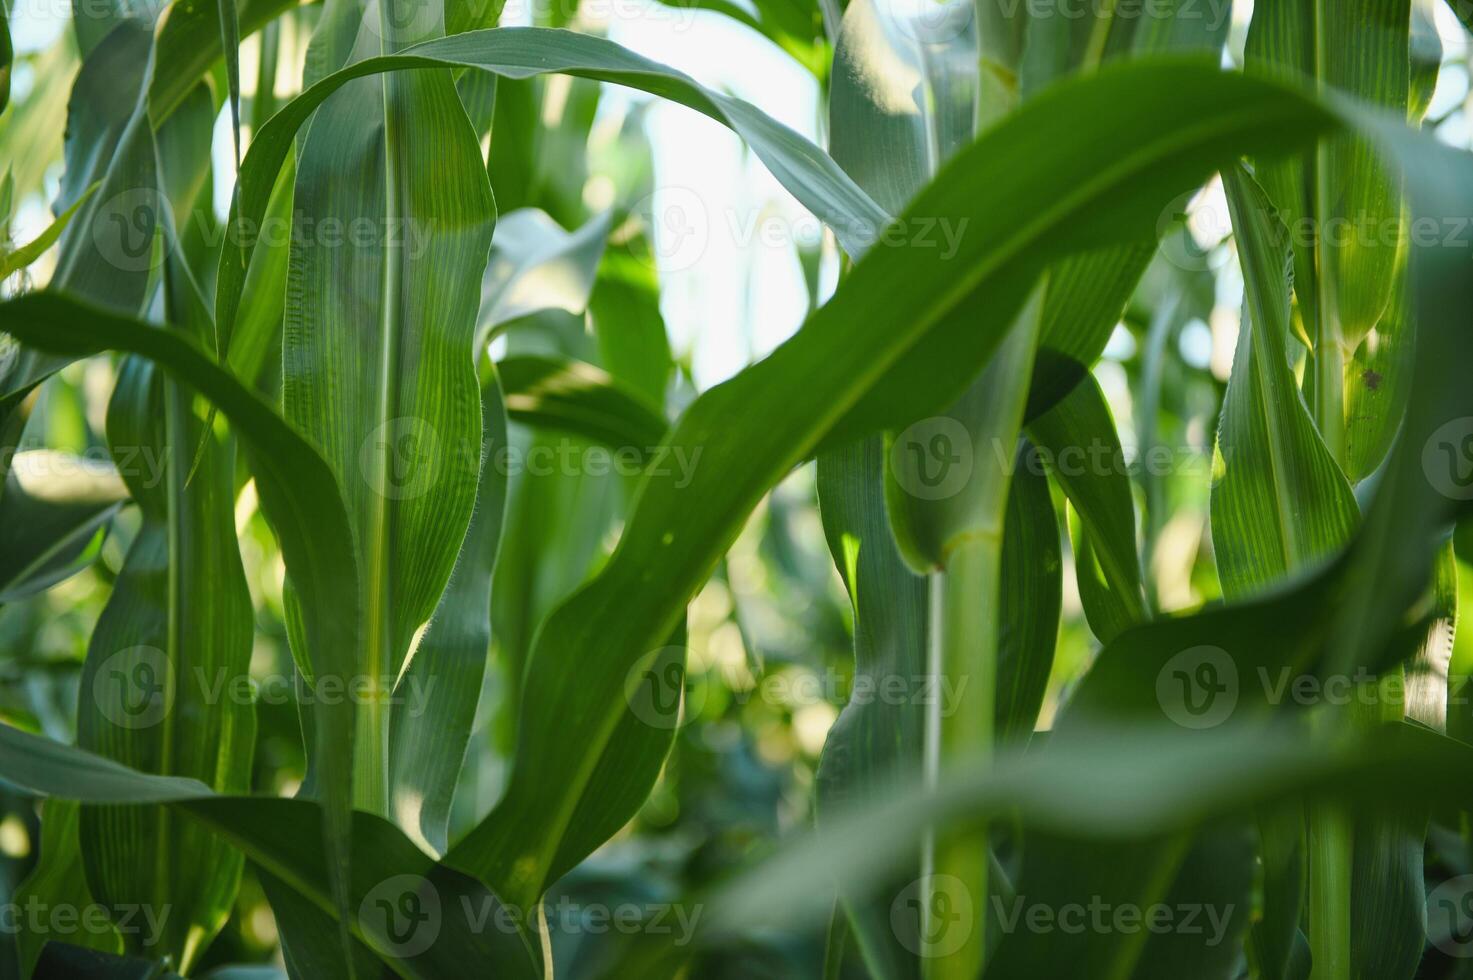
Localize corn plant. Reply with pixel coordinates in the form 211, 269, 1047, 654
0, 0, 1471, 976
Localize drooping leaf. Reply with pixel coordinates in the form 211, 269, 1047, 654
388, 363, 509, 855
0, 724, 543, 979
497, 355, 667, 460
1213, 165, 1359, 600
0, 449, 127, 603
441, 62, 1342, 911
217, 27, 890, 350
281, 0, 496, 824
1027, 372, 1147, 641
0, 292, 364, 973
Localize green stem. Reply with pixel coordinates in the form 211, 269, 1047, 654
1307, 0, 1351, 967
923, 533, 1002, 979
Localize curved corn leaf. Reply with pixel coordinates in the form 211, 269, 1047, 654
0, 724, 543, 979
498, 355, 667, 455
282, 0, 496, 818
588, 243, 673, 406
1245, 0, 1409, 354
814, 436, 927, 980
0, 291, 364, 972
1, 23, 155, 412
72, 233, 255, 968
617, 722, 1473, 971
1213, 165, 1359, 600
1026, 373, 1146, 642
148, 0, 303, 124
0, 182, 99, 281
0, 450, 127, 604
478, 208, 611, 344
440, 63, 1341, 911
995, 442, 1062, 743
13, 800, 123, 975
217, 26, 890, 349
388, 364, 508, 855
1344, 244, 1413, 483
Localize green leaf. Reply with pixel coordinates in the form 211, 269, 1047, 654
440, 62, 1341, 912
282, 0, 496, 821
498, 355, 668, 455
0, 181, 100, 281
0, 724, 543, 979
12, 801, 123, 976
479, 208, 611, 343
995, 442, 1063, 743
1213, 164, 1359, 600
217, 27, 889, 350
72, 249, 255, 968
388, 364, 508, 855
0, 292, 364, 974
814, 435, 927, 980
0, 449, 127, 603
0, 0, 10, 116
1026, 372, 1147, 641
147, 0, 303, 124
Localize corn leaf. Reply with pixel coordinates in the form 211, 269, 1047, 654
0, 724, 543, 978
0, 450, 126, 604
1026, 373, 1147, 641
441, 63, 1340, 911
1213, 165, 1359, 599
0, 292, 365, 972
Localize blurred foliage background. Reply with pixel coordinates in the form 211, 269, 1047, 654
2, 0, 1473, 974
